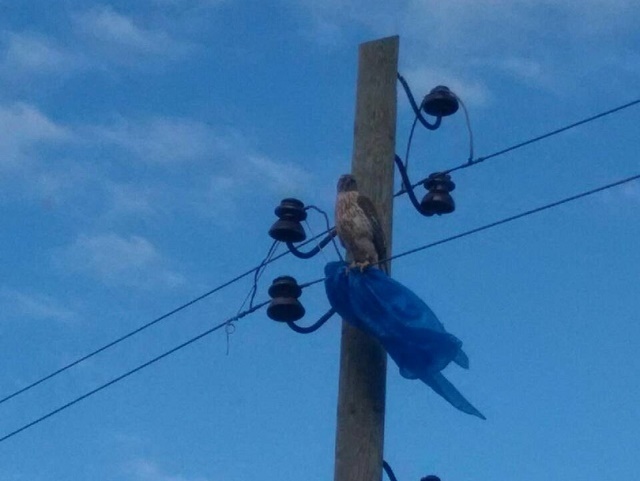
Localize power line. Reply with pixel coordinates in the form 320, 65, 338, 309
389, 172, 640, 264
0, 229, 331, 408
0, 276, 332, 444
305, 205, 343, 260
3, 172, 637, 444
307, 171, 640, 277
0, 269, 262, 406
396, 97, 640, 195
0, 274, 332, 443
0, 300, 271, 445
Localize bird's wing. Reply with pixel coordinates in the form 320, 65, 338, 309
356, 193, 388, 273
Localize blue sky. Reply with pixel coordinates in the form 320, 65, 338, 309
1, 1, 639, 480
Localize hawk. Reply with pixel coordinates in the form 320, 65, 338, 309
335, 174, 388, 273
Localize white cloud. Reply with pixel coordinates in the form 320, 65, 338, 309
245, 154, 311, 195
30, 166, 91, 203
0, 288, 78, 324
0, 102, 311, 229
149, 0, 227, 6
0, 105, 221, 174
0, 103, 72, 169
193, 156, 308, 231
127, 459, 212, 481
293, 0, 640, 94
403, 66, 490, 108
59, 233, 185, 289
74, 6, 191, 58
1, 8, 194, 78
91, 117, 221, 164
550, 0, 639, 35
499, 57, 543, 82
200, 153, 311, 224
296, 0, 398, 33
1, 32, 82, 74
86, 114, 311, 206
293, 0, 399, 45
105, 182, 157, 216
593, 179, 640, 207
621, 181, 640, 202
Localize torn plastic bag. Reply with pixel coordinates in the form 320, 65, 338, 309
324, 261, 485, 420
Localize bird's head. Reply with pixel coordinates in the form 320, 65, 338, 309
337, 174, 358, 193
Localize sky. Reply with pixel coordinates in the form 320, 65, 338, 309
0, 1, 639, 480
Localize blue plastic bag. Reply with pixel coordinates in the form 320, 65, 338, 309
324, 261, 485, 419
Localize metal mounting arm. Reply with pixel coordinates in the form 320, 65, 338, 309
287, 307, 336, 334
394, 154, 427, 214
286, 229, 338, 259
397, 73, 442, 131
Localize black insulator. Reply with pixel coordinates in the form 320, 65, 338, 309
422, 85, 459, 117
268, 198, 308, 243
267, 276, 305, 322
420, 173, 456, 216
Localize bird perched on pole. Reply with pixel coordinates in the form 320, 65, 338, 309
335, 174, 388, 273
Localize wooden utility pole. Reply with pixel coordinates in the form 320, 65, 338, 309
334, 36, 399, 481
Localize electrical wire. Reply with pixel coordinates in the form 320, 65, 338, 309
16, 89, 624, 398
0, 271, 333, 443
302, 171, 640, 282
0, 273, 336, 443
13, 89, 633, 438
403, 113, 420, 172
452, 92, 474, 163
228, 240, 280, 354
0, 228, 331, 408
400, 89, 472, 187
3, 172, 637, 444
305, 205, 343, 260
388, 172, 640, 265
396, 97, 640, 196
249, 240, 280, 310
0, 300, 270, 445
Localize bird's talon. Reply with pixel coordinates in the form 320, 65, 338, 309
355, 261, 371, 272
